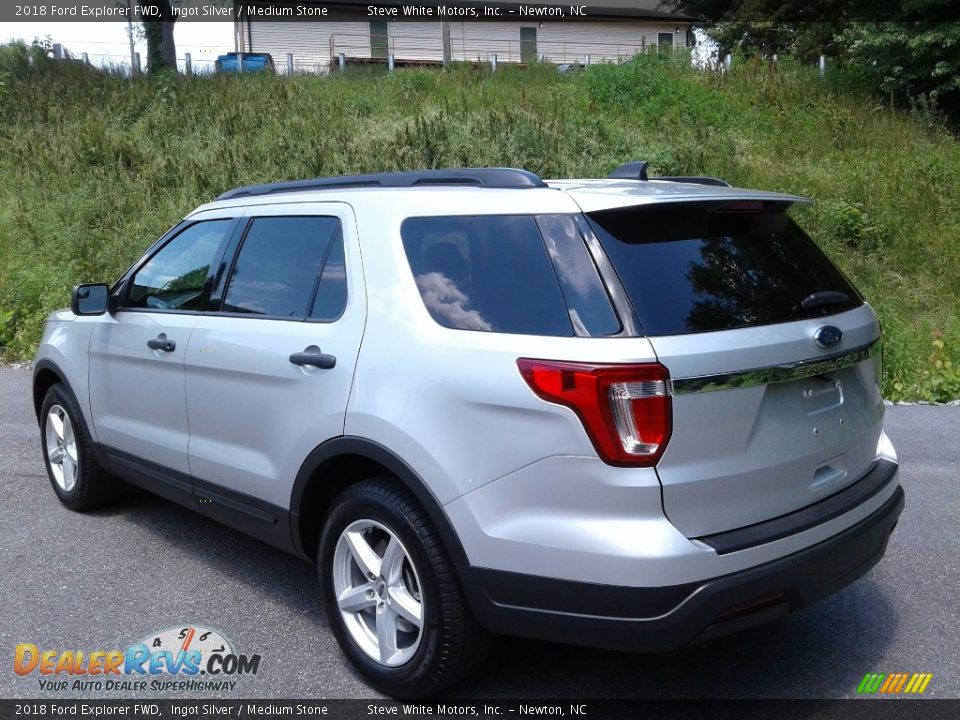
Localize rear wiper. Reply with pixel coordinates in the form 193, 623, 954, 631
800, 291, 851, 310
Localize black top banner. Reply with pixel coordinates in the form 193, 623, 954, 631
5, 0, 960, 23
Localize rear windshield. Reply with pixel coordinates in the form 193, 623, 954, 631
587, 203, 863, 337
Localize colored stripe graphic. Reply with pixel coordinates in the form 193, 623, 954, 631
893, 673, 909, 693
883, 673, 909, 694
857, 673, 886, 693
858, 672, 932, 694
914, 674, 933, 694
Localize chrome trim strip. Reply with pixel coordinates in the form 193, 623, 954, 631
672, 340, 878, 395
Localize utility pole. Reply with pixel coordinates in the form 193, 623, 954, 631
127, 0, 137, 75
441, 21, 451, 68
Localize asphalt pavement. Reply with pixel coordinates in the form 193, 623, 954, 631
0, 364, 957, 699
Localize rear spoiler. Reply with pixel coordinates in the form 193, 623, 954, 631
608, 161, 732, 188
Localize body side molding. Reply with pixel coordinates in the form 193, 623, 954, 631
98, 444, 296, 554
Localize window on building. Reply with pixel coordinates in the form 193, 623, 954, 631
370, 21, 389, 60
520, 27, 538, 63
657, 32, 675, 53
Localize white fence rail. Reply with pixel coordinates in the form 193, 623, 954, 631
49, 42, 832, 79
326, 31, 678, 66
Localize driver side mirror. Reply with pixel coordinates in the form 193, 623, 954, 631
71, 283, 110, 316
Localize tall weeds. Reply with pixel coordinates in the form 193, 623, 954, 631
1, 53, 958, 399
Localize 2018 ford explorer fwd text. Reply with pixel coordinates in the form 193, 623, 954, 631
33, 164, 904, 697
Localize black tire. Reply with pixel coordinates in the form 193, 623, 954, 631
39, 383, 115, 511
319, 478, 492, 698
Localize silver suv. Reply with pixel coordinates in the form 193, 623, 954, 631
33, 164, 904, 697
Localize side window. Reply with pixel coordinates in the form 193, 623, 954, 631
401, 215, 574, 336
127, 220, 232, 311
222, 216, 341, 319
536, 215, 621, 336
309, 229, 348, 322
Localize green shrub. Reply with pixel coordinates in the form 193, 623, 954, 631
584, 53, 731, 128
892, 332, 960, 403
820, 201, 883, 251
0, 308, 13, 352
0, 38, 53, 79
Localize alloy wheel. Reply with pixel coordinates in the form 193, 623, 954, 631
332, 518, 424, 667
45, 404, 79, 493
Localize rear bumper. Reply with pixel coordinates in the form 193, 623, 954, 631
459, 482, 904, 653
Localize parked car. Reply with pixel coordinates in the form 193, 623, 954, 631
215, 52, 275, 73
33, 163, 903, 697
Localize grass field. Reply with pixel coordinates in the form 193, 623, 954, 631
1, 50, 958, 400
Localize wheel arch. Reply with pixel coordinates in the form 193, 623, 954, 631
33, 358, 70, 425
290, 437, 468, 566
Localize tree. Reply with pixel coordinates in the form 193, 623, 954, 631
840, 21, 960, 120
139, 0, 177, 73
701, 22, 843, 61
662, 0, 898, 59
663, 0, 960, 124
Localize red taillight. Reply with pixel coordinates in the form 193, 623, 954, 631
517, 359, 672, 467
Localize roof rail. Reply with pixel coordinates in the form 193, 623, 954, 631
607, 161, 731, 188
216, 168, 546, 200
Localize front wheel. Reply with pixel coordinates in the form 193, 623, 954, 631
319, 479, 491, 697
40, 383, 115, 510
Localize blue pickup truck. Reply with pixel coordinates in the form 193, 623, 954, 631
215, 52, 275, 73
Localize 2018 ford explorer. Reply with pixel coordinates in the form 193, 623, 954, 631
33, 164, 904, 697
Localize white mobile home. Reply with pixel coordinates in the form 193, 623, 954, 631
235, 1, 695, 71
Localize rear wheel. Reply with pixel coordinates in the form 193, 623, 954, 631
319, 478, 491, 697
40, 383, 115, 510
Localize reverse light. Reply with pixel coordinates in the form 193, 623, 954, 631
517, 359, 672, 467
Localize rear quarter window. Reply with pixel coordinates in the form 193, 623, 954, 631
401, 215, 575, 336
587, 203, 863, 337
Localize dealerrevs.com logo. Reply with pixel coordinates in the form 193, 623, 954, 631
14, 626, 261, 692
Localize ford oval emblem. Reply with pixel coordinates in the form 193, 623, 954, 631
814, 325, 843, 348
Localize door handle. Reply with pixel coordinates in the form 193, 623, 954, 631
146, 334, 176, 352
289, 349, 336, 370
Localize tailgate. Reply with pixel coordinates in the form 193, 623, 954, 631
651, 305, 883, 537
